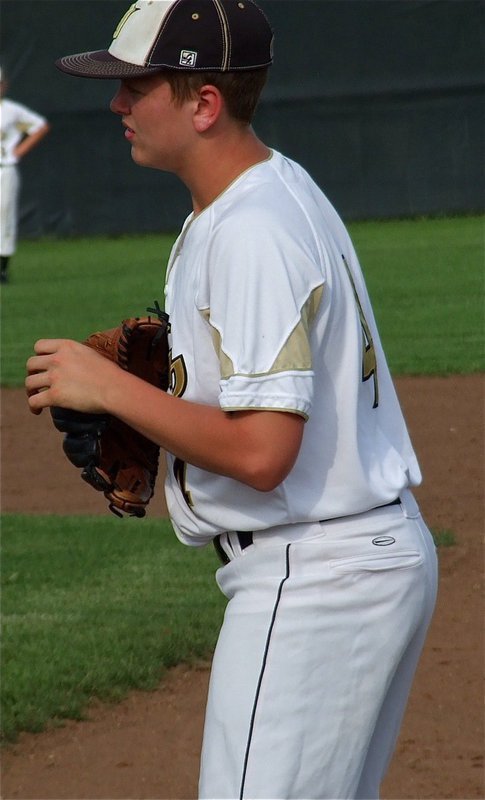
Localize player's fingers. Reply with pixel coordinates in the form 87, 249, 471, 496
28, 402, 43, 416
33, 338, 67, 355
25, 385, 48, 415
25, 362, 53, 415
25, 371, 50, 392
26, 343, 73, 375
26, 354, 49, 375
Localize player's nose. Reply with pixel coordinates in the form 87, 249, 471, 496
110, 86, 129, 116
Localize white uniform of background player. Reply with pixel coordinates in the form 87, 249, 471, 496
0, 68, 49, 282
50, 2, 438, 797
165, 151, 438, 798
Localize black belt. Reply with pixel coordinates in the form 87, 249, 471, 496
213, 530, 252, 565
213, 498, 401, 565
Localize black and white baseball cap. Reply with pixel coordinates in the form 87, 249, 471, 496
56, 0, 273, 79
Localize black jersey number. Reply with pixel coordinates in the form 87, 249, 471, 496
342, 255, 379, 408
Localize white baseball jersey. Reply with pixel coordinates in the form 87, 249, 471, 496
0, 98, 47, 165
164, 150, 421, 546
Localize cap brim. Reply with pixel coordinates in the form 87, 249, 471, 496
55, 50, 164, 79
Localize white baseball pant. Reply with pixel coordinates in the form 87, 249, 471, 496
0, 165, 20, 256
199, 490, 438, 799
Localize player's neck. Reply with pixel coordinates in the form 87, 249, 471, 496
185, 128, 271, 215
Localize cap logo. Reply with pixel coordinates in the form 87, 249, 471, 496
113, 2, 139, 40
180, 50, 197, 67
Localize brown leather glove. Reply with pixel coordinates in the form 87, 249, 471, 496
51, 304, 170, 518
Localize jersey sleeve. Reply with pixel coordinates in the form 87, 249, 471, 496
14, 102, 47, 135
202, 205, 325, 418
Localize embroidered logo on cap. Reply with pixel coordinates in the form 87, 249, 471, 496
180, 50, 197, 67
112, 2, 139, 39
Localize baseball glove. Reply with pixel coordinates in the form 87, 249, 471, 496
51, 303, 170, 518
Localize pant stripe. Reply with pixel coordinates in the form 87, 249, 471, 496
239, 543, 292, 799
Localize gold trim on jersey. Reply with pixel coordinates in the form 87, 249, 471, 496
202, 284, 324, 380
223, 406, 309, 421
16, 122, 33, 134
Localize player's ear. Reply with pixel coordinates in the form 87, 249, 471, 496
192, 84, 223, 133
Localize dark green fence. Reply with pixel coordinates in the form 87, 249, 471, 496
1, 0, 484, 237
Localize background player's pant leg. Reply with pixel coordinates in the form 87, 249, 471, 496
0, 166, 20, 257
199, 508, 437, 800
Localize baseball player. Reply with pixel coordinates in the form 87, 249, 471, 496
25, 2, 438, 798
0, 66, 50, 284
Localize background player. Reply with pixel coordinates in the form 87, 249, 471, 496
0, 65, 50, 284
25, 1, 438, 797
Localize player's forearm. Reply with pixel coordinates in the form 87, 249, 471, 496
105, 370, 303, 491
25, 338, 303, 490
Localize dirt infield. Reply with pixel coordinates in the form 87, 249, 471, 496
1, 375, 484, 800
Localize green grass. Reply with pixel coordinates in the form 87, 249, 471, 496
1, 216, 484, 385
349, 216, 484, 374
432, 528, 457, 548
1, 514, 225, 742
0, 234, 175, 386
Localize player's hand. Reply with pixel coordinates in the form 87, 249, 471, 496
25, 338, 121, 416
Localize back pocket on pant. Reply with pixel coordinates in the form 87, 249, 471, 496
329, 550, 423, 574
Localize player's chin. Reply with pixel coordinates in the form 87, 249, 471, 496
130, 147, 157, 169
130, 146, 144, 165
